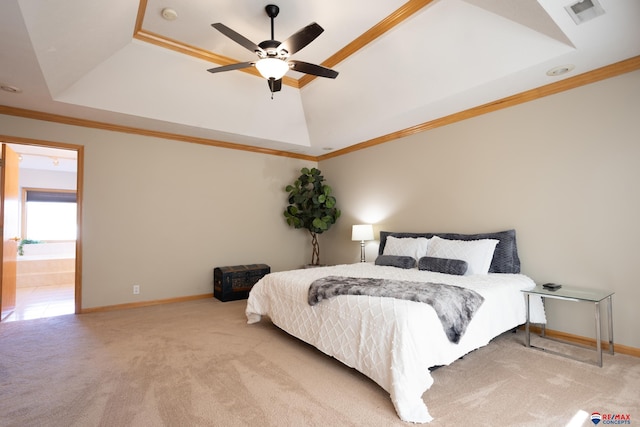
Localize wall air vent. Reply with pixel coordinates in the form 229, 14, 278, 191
565, 0, 605, 25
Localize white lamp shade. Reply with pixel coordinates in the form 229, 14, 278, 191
255, 58, 289, 80
352, 224, 374, 241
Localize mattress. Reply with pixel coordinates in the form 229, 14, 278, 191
246, 262, 545, 423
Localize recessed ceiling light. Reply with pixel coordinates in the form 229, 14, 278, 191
161, 8, 178, 21
546, 64, 575, 77
1, 84, 22, 93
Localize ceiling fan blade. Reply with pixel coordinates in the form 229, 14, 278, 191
278, 23, 324, 56
207, 61, 254, 74
289, 60, 338, 79
268, 78, 282, 93
211, 23, 264, 55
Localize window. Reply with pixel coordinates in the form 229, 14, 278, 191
22, 189, 77, 241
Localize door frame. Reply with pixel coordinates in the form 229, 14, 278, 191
0, 135, 83, 314
0, 144, 19, 320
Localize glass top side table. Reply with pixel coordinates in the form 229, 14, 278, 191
522, 284, 614, 367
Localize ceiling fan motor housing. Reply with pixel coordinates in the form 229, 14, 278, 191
258, 40, 287, 59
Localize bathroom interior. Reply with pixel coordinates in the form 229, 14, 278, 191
3, 143, 77, 322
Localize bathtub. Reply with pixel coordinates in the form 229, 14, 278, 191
17, 242, 76, 287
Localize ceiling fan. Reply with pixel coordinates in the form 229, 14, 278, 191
207, 4, 338, 96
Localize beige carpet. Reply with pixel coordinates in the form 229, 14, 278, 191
0, 298, 638, 426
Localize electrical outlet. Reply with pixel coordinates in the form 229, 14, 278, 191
133, 285, 140, 295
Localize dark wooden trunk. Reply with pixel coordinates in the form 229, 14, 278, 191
213, 264, 270, 302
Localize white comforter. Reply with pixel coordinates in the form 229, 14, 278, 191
245, 263, 545, 423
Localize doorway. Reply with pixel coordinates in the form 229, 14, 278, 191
1, 142, 79, 322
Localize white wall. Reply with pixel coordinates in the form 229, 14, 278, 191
1, 116, 315, 309
319, 70, 640, 349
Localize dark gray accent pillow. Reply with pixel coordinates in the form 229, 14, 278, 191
375, 255, 417, 269
418, 256, 468, 276
379, 229, 520, 274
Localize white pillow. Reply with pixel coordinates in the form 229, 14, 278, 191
383, 236, 429, 261
426, 235, 499, 275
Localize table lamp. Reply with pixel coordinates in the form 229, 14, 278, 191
352, 224, 374, 262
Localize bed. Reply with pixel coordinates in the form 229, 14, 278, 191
245, 229, 545, 423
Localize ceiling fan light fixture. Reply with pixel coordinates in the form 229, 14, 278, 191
255, 58, 289, 80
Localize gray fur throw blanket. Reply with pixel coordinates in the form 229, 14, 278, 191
308, 276, 485, 344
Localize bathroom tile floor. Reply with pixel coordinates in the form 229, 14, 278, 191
3, 283, 75, 322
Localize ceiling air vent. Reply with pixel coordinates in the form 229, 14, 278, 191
565, 0, 605, 25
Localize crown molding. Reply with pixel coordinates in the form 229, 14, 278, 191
318, 55, 640, 160
1, 57, 637, 162
133, 0, 434, 89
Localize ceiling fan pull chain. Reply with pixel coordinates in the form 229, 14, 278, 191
269, 77, 275, 99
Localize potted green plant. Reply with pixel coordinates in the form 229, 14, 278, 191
18, 239, 42, 256
284, 167, 341, 266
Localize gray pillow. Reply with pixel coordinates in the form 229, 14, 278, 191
418, 256, 468, 276
375, 255, 417, 269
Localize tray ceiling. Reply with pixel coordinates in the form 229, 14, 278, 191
1, 0, 639, 157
